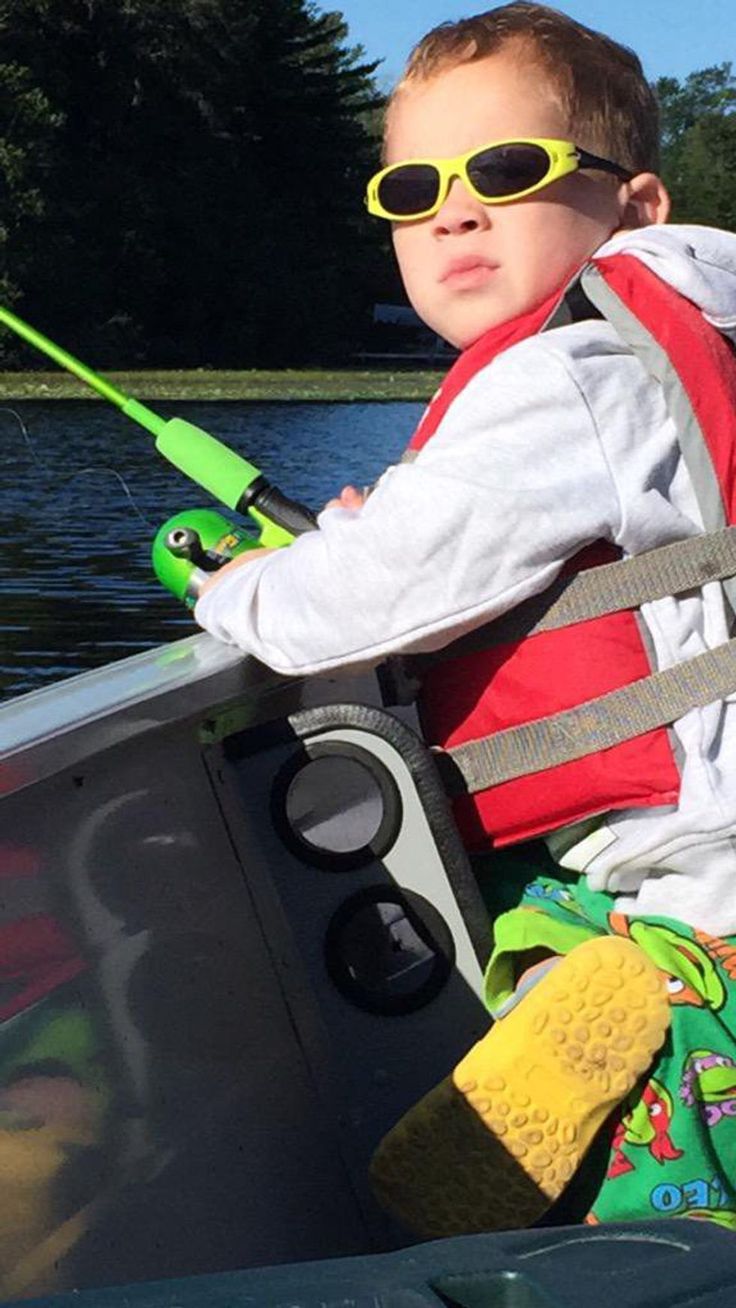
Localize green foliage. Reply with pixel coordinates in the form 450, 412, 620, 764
669, 115, 736, 230
0, 59, 62, 359
0, 0, 386, 366
656, 64, 735, 149
655, 63, 736, 226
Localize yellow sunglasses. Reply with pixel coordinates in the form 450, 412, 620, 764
365, 136, 633, 221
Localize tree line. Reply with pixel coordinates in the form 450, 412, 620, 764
657, 64, 736, 230
0, 1, 733, 369
0, 0, 391, 367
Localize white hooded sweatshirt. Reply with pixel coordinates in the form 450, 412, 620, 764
196, 224, 736, 934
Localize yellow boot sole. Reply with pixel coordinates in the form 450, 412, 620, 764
370, 935, 670, 1236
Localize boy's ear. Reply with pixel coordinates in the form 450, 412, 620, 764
618, 172, 671, 227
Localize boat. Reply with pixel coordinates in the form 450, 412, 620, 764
2, 306, 736, 1303
3, 632, 736, 1305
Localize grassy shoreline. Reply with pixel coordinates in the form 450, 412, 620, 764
0, 368, 444, 403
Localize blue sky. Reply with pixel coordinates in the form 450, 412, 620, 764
336, 0, 735, 89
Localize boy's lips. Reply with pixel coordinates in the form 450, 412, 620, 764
439, 255, 499, 289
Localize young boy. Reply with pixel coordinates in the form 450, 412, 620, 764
195, 3, 736, 1232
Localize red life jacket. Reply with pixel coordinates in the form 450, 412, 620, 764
411, 253, 736, 850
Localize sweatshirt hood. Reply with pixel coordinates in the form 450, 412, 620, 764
596, 224, 736, 343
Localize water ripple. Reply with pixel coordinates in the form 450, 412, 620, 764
1, 399, 422, 701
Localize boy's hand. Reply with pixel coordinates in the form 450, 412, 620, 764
199, 545, 276, 596
200, 484, 367, 602
324, 484, 367, 511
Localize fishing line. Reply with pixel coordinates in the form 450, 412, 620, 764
0, 405, 154, 530
0, 306, 317, 544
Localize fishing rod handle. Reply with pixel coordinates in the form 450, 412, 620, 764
239, 478, 318, 536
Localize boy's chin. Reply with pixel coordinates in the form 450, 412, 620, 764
441, 286, 568, 347
431, 291, 537, 349
445, 310, 518, 349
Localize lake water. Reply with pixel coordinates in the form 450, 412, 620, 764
0, 400, 424, 702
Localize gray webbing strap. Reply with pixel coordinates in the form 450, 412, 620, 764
505, 528, 736, 628
441, 636, 736, 794
414, 527, 736, 668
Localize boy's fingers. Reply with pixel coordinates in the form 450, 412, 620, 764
341, 484, 366, 507
323, 485, 366, 512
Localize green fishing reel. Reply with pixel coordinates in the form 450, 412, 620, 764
152, 500, 306, 608
152, 508, 260, 608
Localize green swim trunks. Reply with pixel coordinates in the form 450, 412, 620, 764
483, 868, 736, 1230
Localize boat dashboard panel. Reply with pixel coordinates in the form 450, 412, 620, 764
0, 642, 490, 1300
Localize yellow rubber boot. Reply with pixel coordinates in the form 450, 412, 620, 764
370, 936, 671, 1236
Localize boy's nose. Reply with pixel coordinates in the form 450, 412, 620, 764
432, 177, 491, 235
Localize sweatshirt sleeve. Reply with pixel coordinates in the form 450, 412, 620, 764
194, 335, 624, 675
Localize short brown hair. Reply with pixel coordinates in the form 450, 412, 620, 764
388, 2, 660, 173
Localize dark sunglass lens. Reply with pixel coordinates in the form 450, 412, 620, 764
378, 164, 440, 216
468, 143, 550, 197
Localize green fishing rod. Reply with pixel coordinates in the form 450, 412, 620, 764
0, 305, 317, 605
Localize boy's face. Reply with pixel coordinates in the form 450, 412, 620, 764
386, 52, 629, 348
